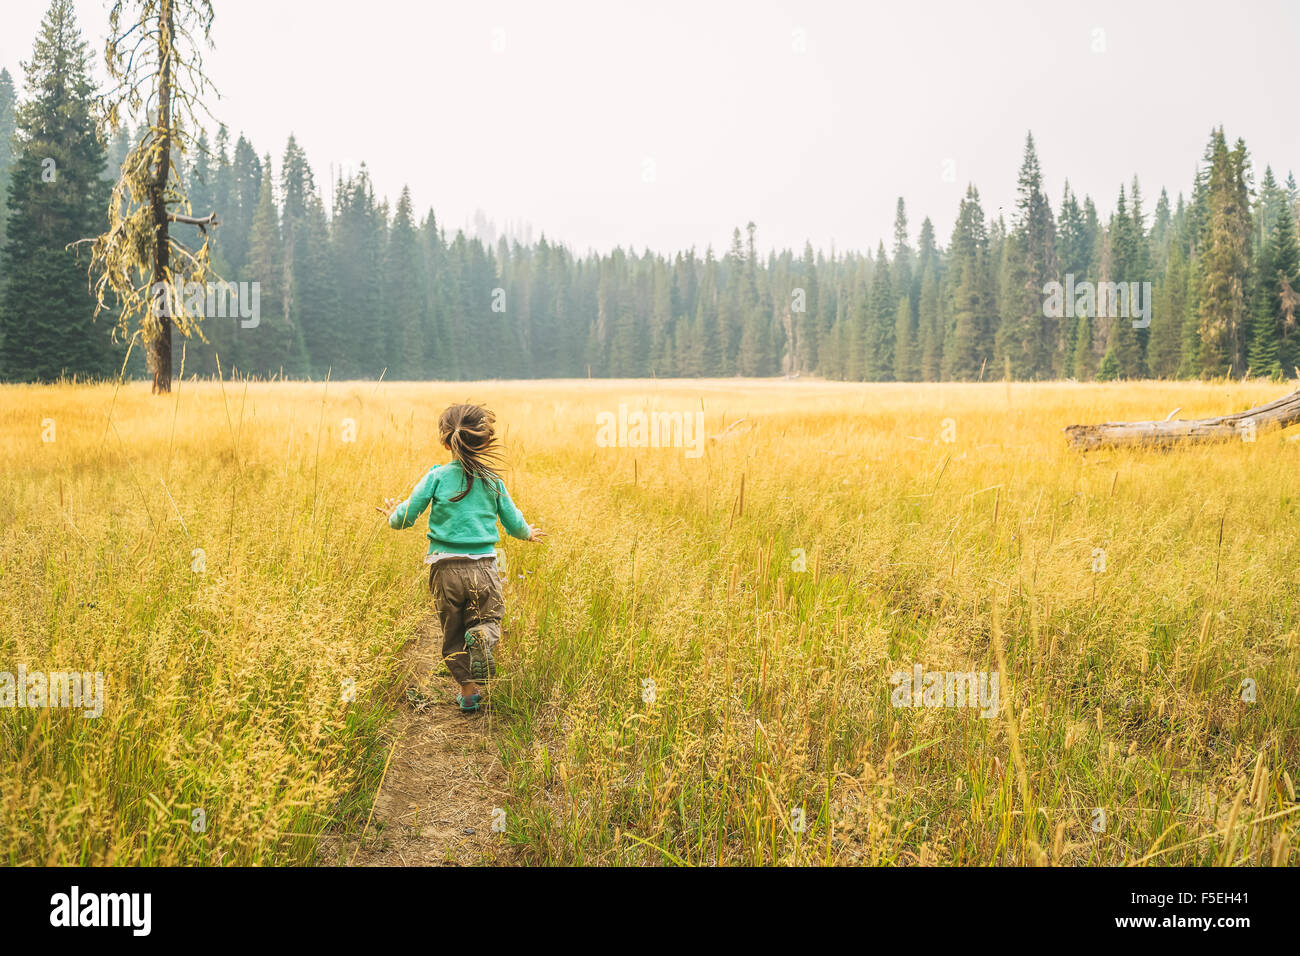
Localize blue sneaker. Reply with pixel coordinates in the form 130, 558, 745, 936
457, 692, 483, 713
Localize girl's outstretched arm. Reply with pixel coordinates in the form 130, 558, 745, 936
496, 481, 537, 541
387, 470, 438, 529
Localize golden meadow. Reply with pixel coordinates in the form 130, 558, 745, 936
2, 376, 1297, 865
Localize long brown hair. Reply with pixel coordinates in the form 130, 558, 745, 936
439, 404, 504, 502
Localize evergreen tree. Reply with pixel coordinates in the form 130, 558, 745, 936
187, 130, 214, 223
279, 134, 327, 376
690, 252, 720, 376
210, 126, 232, 269
1071, 308, 1096, 380
331, 165, 385, 377
0, 0, 114, 381
1100, 186, 1146, 378
1195, 128, 1251, 376
1057, 182, 1092, 278
867, 242, 895, 380
1249, 196, 1300, 377
892, 294, 914, 380
917, 259, 941, 381
717, 227, 750, 374
223, 134, 261, 273
1151, 187, 1172, 272
845, 257, 870, 379
793, 241, 820, 373
0, 68, 17, 257
891, 200, 920, 379
1011, 132, 1058, 374
244, 155, 307, 376
736, 222, 774, 375
1148, 240, 1190, 378
944, 186, 994, 379
995, 232, 1040, 378
378, 186, 425, 378
604, 247, 646, 376
416, 210, 453, 377
647, 252, 673, 375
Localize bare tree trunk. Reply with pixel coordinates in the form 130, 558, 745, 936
1065, 387, 1300, 450
148, 0, 174, 394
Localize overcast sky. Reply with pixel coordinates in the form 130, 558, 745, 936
2, 0, 1296, 256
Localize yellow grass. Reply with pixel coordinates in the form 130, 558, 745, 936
2, 375, 1298, 865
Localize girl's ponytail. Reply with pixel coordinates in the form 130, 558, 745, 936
439, 404, 504, 502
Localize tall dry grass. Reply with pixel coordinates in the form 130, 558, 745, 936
2, 376, 1297, 865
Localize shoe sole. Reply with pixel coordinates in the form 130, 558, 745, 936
464, 628, 495, 682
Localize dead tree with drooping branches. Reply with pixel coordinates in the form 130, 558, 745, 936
86, 0, 220, 393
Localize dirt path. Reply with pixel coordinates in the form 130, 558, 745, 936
323, 616, 517, 866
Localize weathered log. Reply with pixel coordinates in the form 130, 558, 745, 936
1064, 387, 1300, 450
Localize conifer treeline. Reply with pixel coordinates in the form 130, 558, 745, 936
2, 2, 1298, 383
177, 128, 1300, 382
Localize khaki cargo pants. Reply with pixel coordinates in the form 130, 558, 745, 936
428, 556, 504, 685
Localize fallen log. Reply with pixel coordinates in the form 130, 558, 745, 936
1064, 387, 1300, 450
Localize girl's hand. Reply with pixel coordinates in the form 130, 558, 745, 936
377, 497, 400, 518
528, 527, 547, 542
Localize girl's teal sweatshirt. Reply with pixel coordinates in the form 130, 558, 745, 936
389, 462, 531, 555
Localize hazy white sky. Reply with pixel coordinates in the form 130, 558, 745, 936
2, 0, 1296, 256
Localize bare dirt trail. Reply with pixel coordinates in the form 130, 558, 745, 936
322, 616, 518, 866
